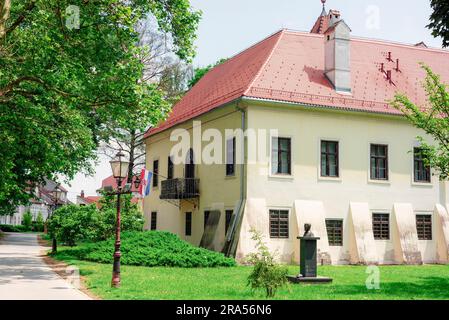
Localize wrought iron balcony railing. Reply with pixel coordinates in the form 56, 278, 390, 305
160, 178, 200, 200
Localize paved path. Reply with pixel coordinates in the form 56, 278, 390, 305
0, 232, 90, 300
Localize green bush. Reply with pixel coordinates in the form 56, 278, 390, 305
48, 204, 100, 246
48, 196, 144, 246
0, 224, 28, 232
35, 213, 45, 232
246, 229, 288, 298
22, 211, 33, 231
55, 231, 236, 268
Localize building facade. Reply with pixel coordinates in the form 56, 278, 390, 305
143, 6, 449, 265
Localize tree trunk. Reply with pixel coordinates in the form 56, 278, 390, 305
0, 0, 11, 38
127, 129, 136, 184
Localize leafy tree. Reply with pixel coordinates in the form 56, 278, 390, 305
48, 204, 100, 246
100, 22, 192, 182
48, 196, 143, 246
391, 65, 449, 178
97, 193, 144, 240
35, 212, 44, 232
427, 0, 449, 48
187, 58, 227, 89
246, 229, 288, 298
22, 211, 33, 231
0, 0, 201, 214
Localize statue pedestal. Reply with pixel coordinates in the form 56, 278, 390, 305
288, 235, 333, 284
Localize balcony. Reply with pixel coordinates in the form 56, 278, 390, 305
160, 178, 200, 200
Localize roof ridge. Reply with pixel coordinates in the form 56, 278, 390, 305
215, 29, 285, 67
243, 30, 285, 96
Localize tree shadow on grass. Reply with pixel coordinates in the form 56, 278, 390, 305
330, 276, 449, 300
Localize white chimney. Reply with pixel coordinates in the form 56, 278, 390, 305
324, 10, 352, 93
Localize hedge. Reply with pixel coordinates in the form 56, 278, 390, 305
54, 231, 236, 268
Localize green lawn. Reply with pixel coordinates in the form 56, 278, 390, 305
54, 253, 449, 300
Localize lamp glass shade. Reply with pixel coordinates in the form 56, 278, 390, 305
110, 152, 129, 179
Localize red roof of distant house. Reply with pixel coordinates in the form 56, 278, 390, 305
146, 17, 449, 137
85, 196, 101, 204
101, 175, 139, 193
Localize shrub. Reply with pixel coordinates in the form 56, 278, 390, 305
48, 197, 144, 246
48, 204, 101, 246
22, 211, 33, 231
0, 224, 28, 232
34, 213, 45, 232
54, 231, 236, 268
246, 229, 288, 298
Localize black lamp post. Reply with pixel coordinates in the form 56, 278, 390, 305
109, 151, 130, 288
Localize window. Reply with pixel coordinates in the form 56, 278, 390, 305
272, 137, 291, 175
269, 210, 289, 239
373, 213, 390, 240
153, 160, 159, 187
185, 149, 195, 179
416, 215, 432, 240
150, 212, 157, 231
185, 212, 192, 236
167, 156, 174, 180
204, 211, 210, 229
226, 137, 236, 176
414, 148, 431, 183
321, 141, 339, 177
225, 210, 233, 234
326, 219, 343, 246
370, 144, 388, 180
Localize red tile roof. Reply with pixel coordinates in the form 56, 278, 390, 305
101, 175, 139, 192
147, 28, 449, 137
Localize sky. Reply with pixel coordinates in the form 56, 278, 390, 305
63, 0, 443, 202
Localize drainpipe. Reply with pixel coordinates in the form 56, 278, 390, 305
223, 101, 247, 257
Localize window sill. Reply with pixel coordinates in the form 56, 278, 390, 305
368, 179, 391, 186
225, 175, 237, 180
318, 176, 342, 183
269, 174, 294, 180
411, 181, 433, 187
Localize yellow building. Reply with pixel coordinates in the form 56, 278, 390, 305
144, 7, 449, 265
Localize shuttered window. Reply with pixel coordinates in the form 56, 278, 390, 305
416, 215, 432, 240
269, 210, 289, 239
226, 137, 236, 176
414, 148, 431, 183
150, 212, 157, 231
167, 156, 174, 180
326, 219, 343, 246
373, 213, 389, 240
185, 212, 192, 236
370, 144, 388, 180
153, 160, 159, 187
272, 137, 291, 175
321, 141, 339, 178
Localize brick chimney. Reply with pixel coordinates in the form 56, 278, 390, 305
324, 9, 352, 93
80, 190, 85, 198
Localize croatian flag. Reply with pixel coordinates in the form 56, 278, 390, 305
139, 169, 153, 197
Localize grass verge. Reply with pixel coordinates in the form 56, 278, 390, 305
51, 250, 449, 300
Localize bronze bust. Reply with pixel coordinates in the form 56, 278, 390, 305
303, 223, 314, 237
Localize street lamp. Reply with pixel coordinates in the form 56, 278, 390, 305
109, 151, 129, 288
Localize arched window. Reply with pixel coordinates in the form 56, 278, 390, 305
185, 148, 195, 179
